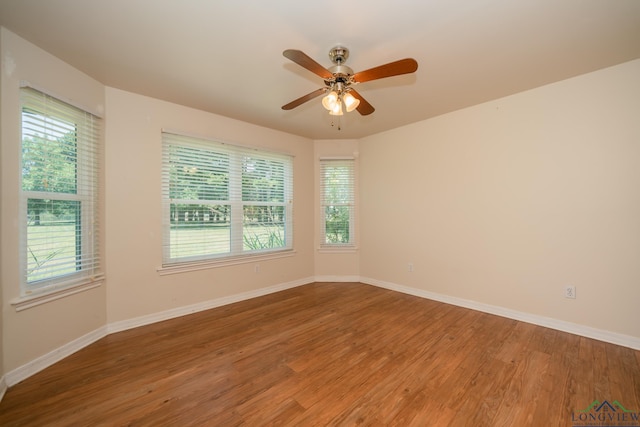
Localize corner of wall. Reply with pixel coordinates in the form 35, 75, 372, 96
1, 24, 9, 396
313, 139, 361, 278
0, 375, 7, 403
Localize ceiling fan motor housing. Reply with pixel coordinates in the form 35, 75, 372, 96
327, 47, 354, 86
329, 46, 349, 64
327, 64, 355, 81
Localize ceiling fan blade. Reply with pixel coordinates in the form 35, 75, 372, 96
348, 89, 375, 116
283, 49, 334, 80
282, 88, 326, 110
352, 58, 418, 83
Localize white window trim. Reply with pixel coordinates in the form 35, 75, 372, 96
20, 81, 104, 119
156, 250, 296, 276
319, 157, 357, 250
19, 85, 102, 295
161, 131, 294, 267
317, 246, 358, 253
11, 275, 104, 312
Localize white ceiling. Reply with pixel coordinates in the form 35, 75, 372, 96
1, 0, 639, 140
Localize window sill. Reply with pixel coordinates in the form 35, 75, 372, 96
157, 250, 296, 276
11, 275, 105, 312
317, 245, 359, 254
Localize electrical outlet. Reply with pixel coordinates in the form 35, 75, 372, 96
564, 285, 576, 299
254, 264, 261, 274
408, 263, 413, 273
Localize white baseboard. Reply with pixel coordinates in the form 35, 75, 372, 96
314, 275, 361, 283
4, 326, 108, 387
108, 276, 315, 334
360, 276, 640, 351
0, 375, 7, 401
4, 274, 638, 401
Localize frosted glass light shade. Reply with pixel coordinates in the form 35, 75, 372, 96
322, 91, 338, 111
329, 100, 343, 116
343, 92, 360, 112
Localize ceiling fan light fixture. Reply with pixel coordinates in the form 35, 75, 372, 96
322, 91, 338, 111
343, 92, 360, 113
282, 47, 417, 120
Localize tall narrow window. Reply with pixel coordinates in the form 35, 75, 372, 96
320, 158, 355, 246
162, 132, 293, 265
20, 87, 101, 292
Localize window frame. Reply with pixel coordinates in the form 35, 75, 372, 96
319, 157, 356, 249
161, 131, 294, 268
19, 86, 102, 296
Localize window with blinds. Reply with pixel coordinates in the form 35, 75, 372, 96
20, 86, 102, 292
162, 132, 293, 265
320, 158, 355, 246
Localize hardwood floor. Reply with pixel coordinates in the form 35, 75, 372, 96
1, 282, 639, 426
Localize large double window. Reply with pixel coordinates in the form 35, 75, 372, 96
161, 132, 293, 265
20, 87, 101, 292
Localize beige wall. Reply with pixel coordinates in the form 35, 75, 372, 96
359, 59, 640, 338
0, 28, 107, 372
313, 139, 360, 279
104, 88, 315, 323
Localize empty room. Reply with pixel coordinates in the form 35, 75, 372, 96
0, 1, 639, 425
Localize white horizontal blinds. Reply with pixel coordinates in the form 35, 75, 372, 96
320, 159, 355, 245
241, 151, 292, 253
20, 87, 101, 288
162, 132, 293, 265
162, 133, 232, 262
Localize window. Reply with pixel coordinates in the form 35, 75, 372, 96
320, 158, 355, 246
20, 87, 101, 293
161, 132, 293, 265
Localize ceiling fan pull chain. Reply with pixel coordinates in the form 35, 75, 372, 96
330, 115, 342, 131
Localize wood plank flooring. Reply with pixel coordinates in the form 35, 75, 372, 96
1, 282, 639, 426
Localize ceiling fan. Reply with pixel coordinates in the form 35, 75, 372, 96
282, 46, 418, 116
